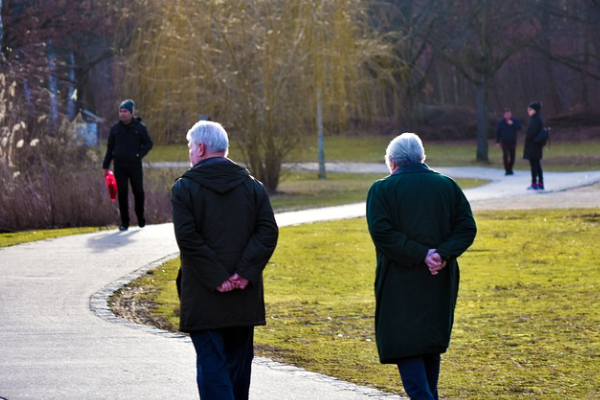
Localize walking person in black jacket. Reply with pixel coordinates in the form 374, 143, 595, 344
102, 99, 153, 231
171, 120, 278, 400
495, 108, 521, 175
523, 101, 545, 190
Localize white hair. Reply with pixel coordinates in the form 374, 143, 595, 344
385, 132, 426, 169
186, 121, 229, 155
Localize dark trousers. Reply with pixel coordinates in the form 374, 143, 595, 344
190, 327, 254, 400
529, 159, 543, 184
113, 163, 145, 227
397, 354, 441, 400
500, 140, 516, 174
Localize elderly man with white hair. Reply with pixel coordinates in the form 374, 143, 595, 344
171, 120, 279, 400
366, 132, 477, 400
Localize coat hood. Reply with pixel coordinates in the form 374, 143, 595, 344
181, 158, 250, 194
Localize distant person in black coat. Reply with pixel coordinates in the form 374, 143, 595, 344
523, 101, 545, 190
102, 99, 153, 230
495, 108, 521, 175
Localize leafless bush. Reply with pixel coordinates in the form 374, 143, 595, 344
0, 139, 174, 232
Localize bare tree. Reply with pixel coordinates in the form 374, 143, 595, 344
374, 0, 440, 130
527, 0, 600, 113
121, 0, 394, 193
1, 0, 119, 120
427, 0, 538, 160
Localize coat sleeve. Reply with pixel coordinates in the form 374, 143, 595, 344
236, 182, 279, 283
171, 179, 231, 290
102, 128, 116, 169
136, 124, 153, 159
495, 120, 502, 143
366, 183, 430, 267
526, 116, 543, 141
436, 184, 477, 259
513, 118, 522, 131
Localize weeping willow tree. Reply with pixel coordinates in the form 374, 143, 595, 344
118, 0, 396, 193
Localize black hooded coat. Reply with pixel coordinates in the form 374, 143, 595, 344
171, 158, 278, 332
523, 113, 545, 160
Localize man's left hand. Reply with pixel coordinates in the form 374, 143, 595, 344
425, 249, 447, 276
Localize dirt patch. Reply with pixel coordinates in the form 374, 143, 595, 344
110, 286, 176, 332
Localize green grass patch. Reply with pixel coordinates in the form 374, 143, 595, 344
145, 143, 190, 163
0, 227, 107, 248
290, 136, 600, 171
272, 172, 486, 211
146, 137, 600, 171
143, 166, 488, 212
122, 208, 600, 399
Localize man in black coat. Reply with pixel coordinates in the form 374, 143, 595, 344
495, 108, 522, 175
102, 99, 153, 231
171, 120, 278, 400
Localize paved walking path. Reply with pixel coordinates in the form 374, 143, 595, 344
1, 165, 599, 400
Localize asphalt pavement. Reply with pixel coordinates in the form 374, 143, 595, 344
1, 165, 599, 400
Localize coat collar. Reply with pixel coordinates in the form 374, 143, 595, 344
392, 162, 432, 175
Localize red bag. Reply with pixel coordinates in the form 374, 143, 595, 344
105, 170, 118, 202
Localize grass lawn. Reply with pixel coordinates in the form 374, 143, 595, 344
142, 166, 487, 212
117, 208, 600, 399
271, 172, 485, 211
0, 227, 108, 248
145, 137, 600, 171
292, 136, 600, 171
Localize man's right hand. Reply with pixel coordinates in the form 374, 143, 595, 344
230, 273, 249, 290
103, 169, 109, 176
425, 249, 447, 276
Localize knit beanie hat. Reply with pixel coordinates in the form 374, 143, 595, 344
528, 101, 541, 113
119, 99, 135, 114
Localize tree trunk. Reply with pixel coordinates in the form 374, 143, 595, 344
317, 88, 326, 180
540, 5, 562, 114
47, 39, 59, 125
475, 83, 489, 162
67, 52, 76, 120
589, 2, 600, 79
0, 0, 3, 68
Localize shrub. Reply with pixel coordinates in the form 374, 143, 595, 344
0, 76, 173, 232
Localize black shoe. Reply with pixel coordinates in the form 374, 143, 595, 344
505, 171, 514, 176
138, 219, 146, 228
119, 225, 129, 231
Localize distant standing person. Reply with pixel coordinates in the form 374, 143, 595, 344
523, 101, 545, 190
102, 99, 153, 231
366, 133, 477, 400
495, 108, 521, 175
171, 121, 278, 400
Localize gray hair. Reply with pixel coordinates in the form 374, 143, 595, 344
385, 132, 426, 168
186, 120, 229, 155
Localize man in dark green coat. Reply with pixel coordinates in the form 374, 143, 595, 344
171, 121, 278, 400
366, 133, 477, 400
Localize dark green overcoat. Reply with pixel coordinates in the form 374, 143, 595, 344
366, 163, 477, 363
171, 158, 278, 332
